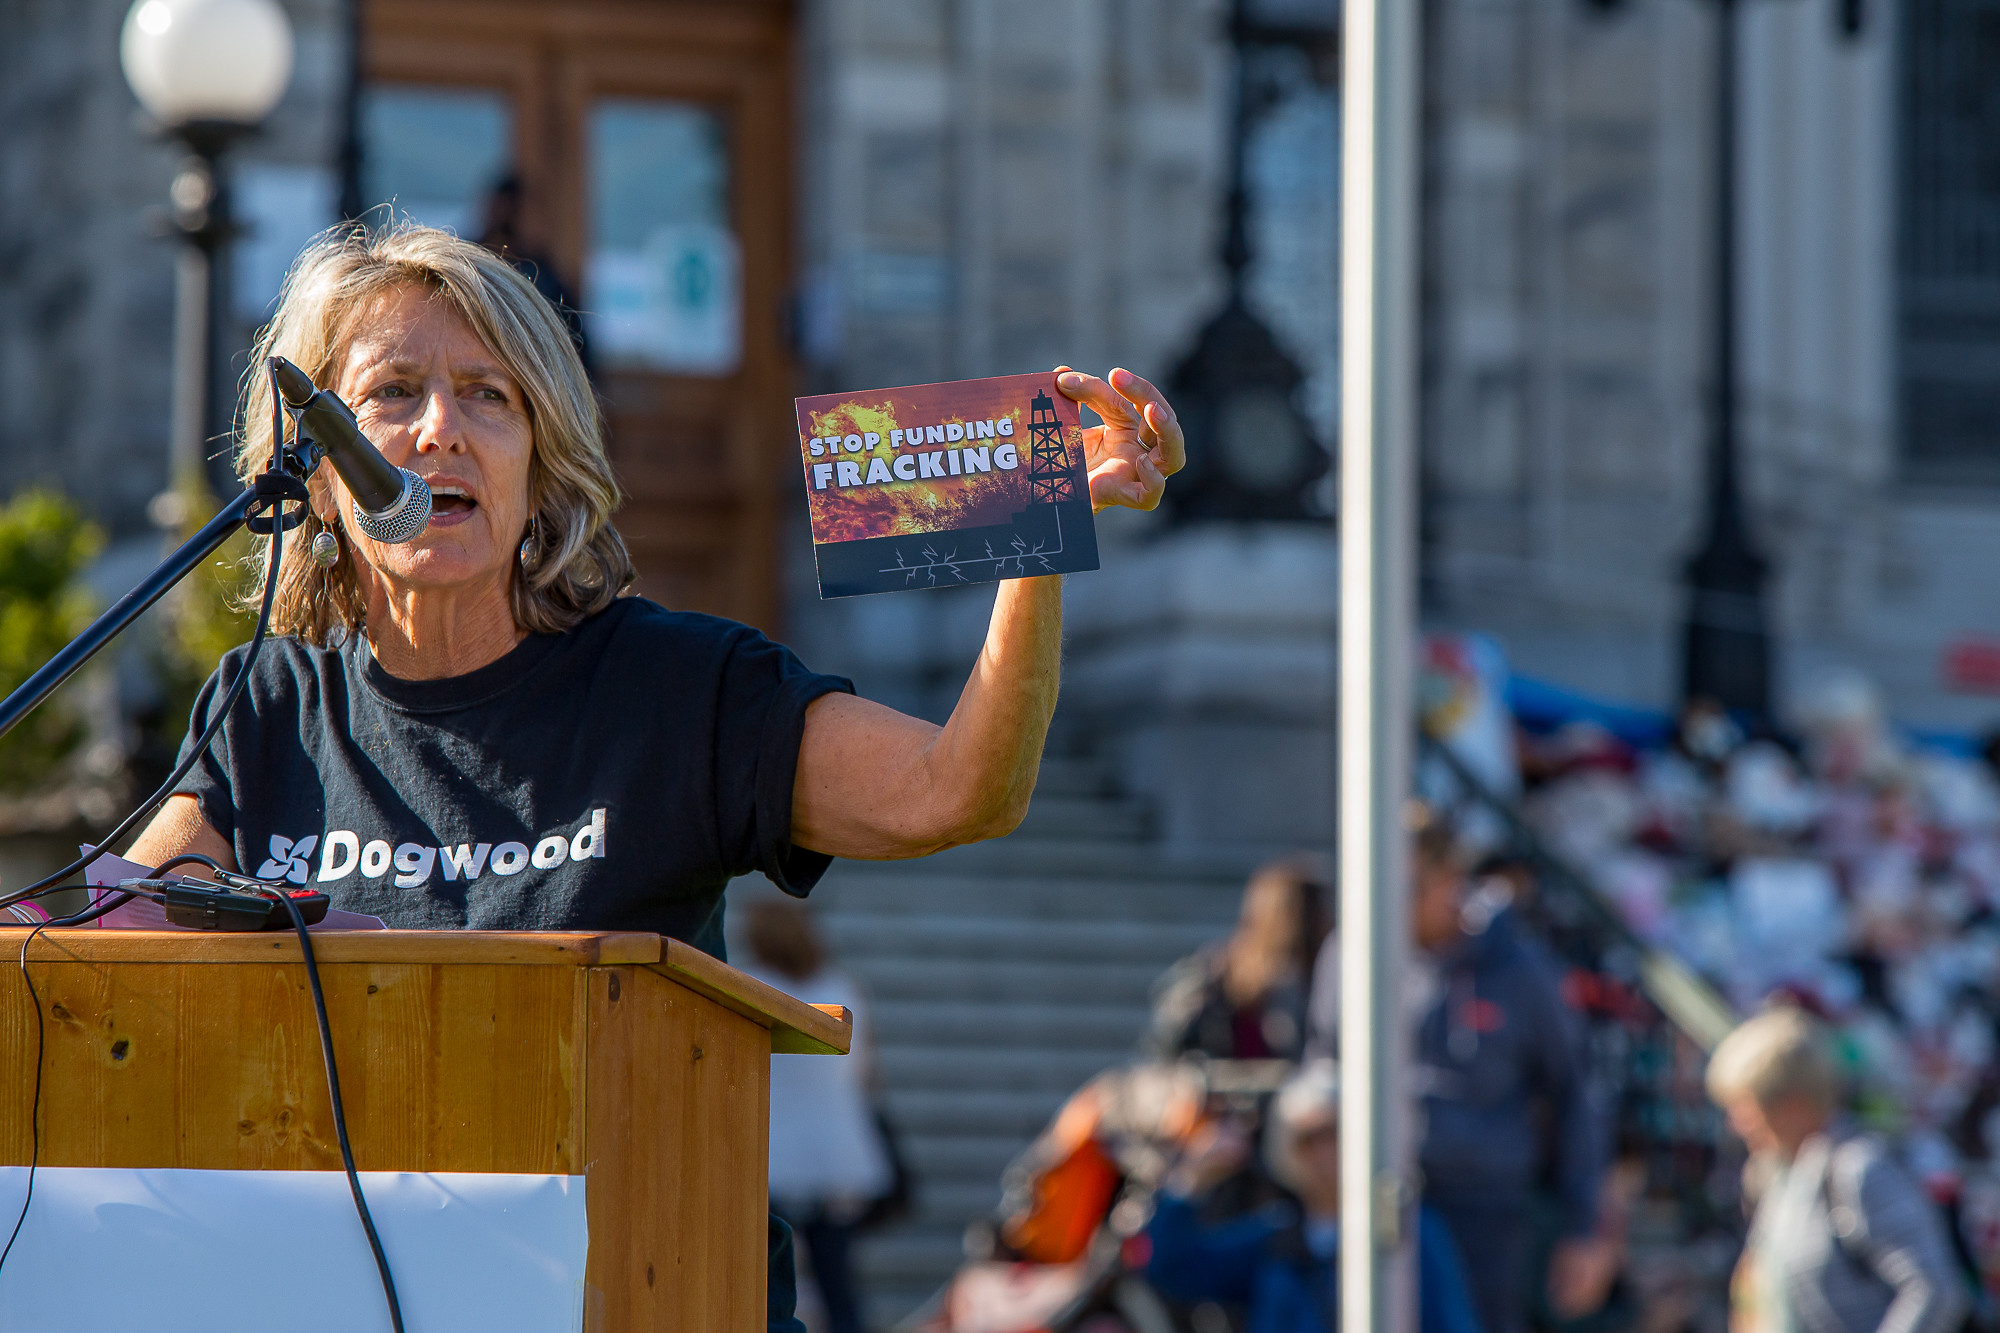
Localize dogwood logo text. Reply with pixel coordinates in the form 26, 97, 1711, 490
254, 809, 608, 888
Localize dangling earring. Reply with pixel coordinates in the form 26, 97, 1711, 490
519, 517, 540, 571
311, 526, 341, 569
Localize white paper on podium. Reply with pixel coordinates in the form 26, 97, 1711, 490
0, 1167, 588, 1331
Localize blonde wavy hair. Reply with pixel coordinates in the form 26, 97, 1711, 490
1706, 1005, 1841, 1113
233, 222, 632, 643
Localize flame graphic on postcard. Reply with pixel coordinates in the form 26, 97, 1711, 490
797, 374, 1086, 544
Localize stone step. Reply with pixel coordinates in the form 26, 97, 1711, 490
870, 998, 1152, 1049
812, 871, 1246, 924
1033, 755, 1117, 799
899, 1133, 1025, 1181
880, 1044, 1130, 1093
860, 960, 1168, 1007
1013, 791, 1153, 841
892, 1178, 1006, 1224
853, 1232, 966, 1325
882, 1087, 1072, 1139
825, 914, 1221, 964
863, 1287, 948, 1333
811, 835, 1264, 884
856, 1229, 973, 1280
746, 778, 1261, 1329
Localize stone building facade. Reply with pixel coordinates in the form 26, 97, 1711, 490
1421, 0, 2000, 734
3, 0, 1997, 852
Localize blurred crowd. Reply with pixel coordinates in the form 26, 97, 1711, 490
1517, 674, 2000, 1295
1139, 838, 1621, 1333
760, 641, 2000, 1333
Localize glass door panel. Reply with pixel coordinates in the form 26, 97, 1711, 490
360, 85, 514, 235
585, 99, 740, 376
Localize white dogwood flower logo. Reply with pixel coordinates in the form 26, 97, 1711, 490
254, 833, 319, 885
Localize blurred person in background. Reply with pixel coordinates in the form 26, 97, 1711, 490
743, 899, 899, 1333
1525, 1151, 1650, 1333
1145, 1060, 1484, 1333
477, 171, 590, 367
1148, 858, 1331, 1062
1707, 1007, 1967, 1333
1307, 818, 1611, 1333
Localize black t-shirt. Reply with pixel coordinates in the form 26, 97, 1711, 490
173, 597, 853, 958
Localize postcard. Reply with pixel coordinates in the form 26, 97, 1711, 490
795, 372, 1101, 598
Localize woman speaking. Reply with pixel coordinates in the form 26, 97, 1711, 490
125, 223, 1183, 1330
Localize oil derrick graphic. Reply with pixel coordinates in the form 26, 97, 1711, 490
1026, 390, 1077, 504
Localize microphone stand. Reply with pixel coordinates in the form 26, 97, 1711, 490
0, 399, 321, 745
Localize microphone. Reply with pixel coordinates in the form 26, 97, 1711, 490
267, 357, 433, 544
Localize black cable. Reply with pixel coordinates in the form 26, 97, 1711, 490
0, 857, 412, 1319
0, 880, 166, 1280
0, 398, 400, 1326
272, 886, 405, 1333
0, 490, 288, 916
148, 853, 225, 878
0, 918, 50, 1277
0, 489, 287, 1302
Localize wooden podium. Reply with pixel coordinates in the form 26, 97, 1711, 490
0, 929, 851, 1331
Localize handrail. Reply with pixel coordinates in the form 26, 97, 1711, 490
1419, 730, 1739, 1051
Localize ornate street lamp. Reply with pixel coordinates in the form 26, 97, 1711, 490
1589, 0, 1862, 717
1680, 0, 1772, 718
120, 0, 295, 515
1165, 0, 1337, 524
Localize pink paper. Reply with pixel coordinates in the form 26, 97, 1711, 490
82, 849, 386, 931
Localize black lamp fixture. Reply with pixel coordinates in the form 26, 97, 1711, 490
336, 0, 367, 224
1681, 0, 1773, 719
120, 0, 296, 519
1165, 0, 1337, 524
1589, 0, 1863, 719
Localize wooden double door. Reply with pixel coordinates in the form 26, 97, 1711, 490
361, 0, 795, 631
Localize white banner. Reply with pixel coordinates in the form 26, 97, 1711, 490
0, 1168, 587, 1331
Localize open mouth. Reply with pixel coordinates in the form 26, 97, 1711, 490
430, 485, 478, 519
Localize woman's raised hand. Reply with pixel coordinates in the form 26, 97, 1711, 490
1056, 366, 1186, 513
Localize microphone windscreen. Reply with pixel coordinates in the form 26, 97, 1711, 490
350, 470, 432, 544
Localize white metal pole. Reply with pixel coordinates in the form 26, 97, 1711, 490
1338, 0, 1421, 1326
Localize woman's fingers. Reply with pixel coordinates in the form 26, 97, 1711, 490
1056, 369, 1143, 426
1060, 368, 1185, 462
1109, 369, 1186, 474
1109, 367, 1166, 421
1087, 452, 1165, 512
1142, 399, 1186, 475
1057, 364, 1182, 511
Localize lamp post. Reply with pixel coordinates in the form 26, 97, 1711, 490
1582, 0, 1862, 716
336, 0, 365, 222
1165, 0, 1338, 524
120, 0, 295, 516
1680, 0, 1771, 717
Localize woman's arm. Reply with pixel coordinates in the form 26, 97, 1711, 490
792, 575, 1060, 859
125, 794, 239, 873
790, 367, 1182, 861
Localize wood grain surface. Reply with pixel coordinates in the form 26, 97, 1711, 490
0, 930, 850, 1330
654, 938, 853, 1055
0, 957, 584, 1173
583, 964, 769, 1332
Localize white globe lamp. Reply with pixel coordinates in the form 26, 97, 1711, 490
119, 0, 295, 130
120, 0, 297, 518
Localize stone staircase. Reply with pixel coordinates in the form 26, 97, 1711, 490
732, 756, 1259, 1329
